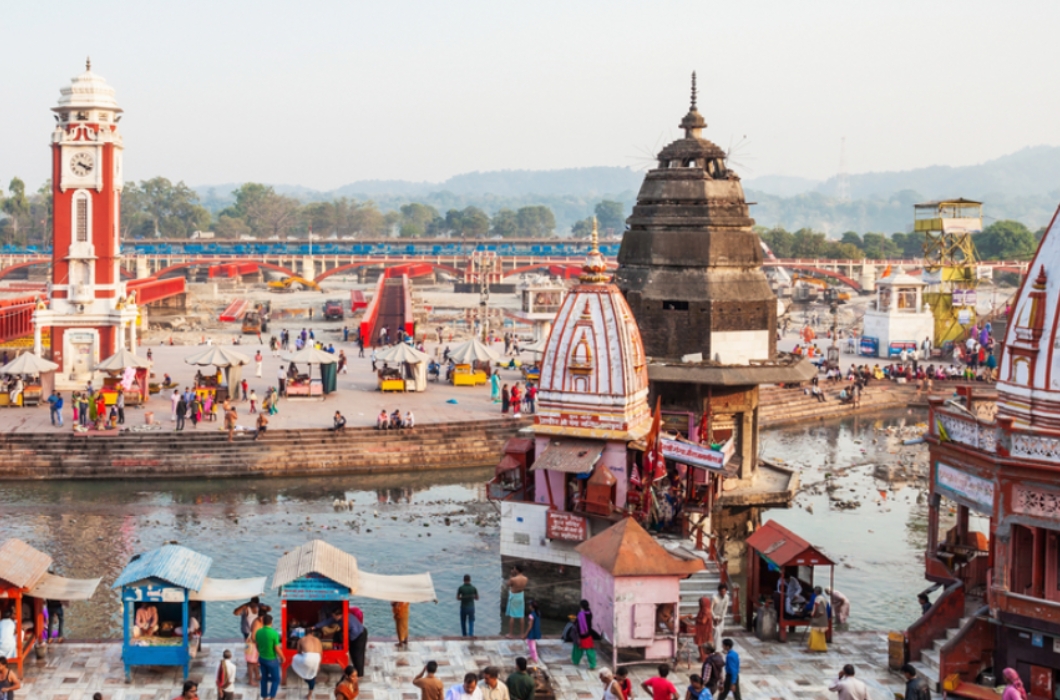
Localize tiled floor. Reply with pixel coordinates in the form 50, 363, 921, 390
17, 630, 908, 699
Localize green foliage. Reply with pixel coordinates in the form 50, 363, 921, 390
594, 200, 625, 234
571, 217, 593, 238
490, 209, 518, 238
973, 220, 1039, 260
445, 206, 490, 239
220, 183, 299, 238
397, 202, 442, 238
515, 206, 556, 238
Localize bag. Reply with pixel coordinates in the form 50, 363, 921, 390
561, 621, 575, 643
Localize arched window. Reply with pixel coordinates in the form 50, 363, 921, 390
75, 193, 89, 242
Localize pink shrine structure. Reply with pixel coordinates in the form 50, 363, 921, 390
913, 204, 1060, 700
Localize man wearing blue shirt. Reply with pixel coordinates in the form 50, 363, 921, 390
717, 638, 741, 700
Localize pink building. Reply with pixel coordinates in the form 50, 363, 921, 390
577, 518, 704, 668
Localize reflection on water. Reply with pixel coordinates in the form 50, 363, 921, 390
760, 409, 931, 632
0, 469, 501, 641
0, 409, 934, 640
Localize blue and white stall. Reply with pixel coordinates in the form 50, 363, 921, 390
113, 544, 265, 680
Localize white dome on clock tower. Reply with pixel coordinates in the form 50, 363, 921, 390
52, 58, 123, 117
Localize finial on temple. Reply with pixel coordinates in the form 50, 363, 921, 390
691, 71, 697, 111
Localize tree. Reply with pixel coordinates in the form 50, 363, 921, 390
890, 231, 925, 259
594, 200, 625, 234
759, 227, 794, 258
301, 202, 337, 237
515, 205, 555, 238
397, 203, 441, 238
490, 209, 518, 238
860, 232, 900, 260
839, 231, 863, 250
973, 220, 1038, 260
121, 177, 211, 238
445, 206, 490, 239
1, 178, 29, 246
220, 183, 299, 238
570, 217, 593, 238
791, 228, 829, 258
214, 214, 252, 239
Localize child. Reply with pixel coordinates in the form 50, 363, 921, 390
249, 389, 258, 414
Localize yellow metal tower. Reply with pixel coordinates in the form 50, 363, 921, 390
916, 199, 982, 347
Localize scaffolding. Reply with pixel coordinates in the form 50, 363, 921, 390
916, 199, 982, 347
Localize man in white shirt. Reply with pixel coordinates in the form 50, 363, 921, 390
217, 649, 237, 700
711, 583, 730, 647
480, 667, 509, 700
828, 664, 869, 700
446, 673, 484, 700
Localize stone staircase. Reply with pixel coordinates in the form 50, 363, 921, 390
658, 539, 730, 624
0, 418, 530, 480
911, 615, 971, 691
759, 382, 919, 428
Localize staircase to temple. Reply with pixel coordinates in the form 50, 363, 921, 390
759, 382, 920, 427
0, 418, 530, 480
911, 615, 972, 690
657, 539, 733, 628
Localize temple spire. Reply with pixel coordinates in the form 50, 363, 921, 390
579, 217, 609, 284
591, 217, 600, 254
691, 71, 697, 111
86, 56, 91, 72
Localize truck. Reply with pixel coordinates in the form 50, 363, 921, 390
323, 299, 344, 320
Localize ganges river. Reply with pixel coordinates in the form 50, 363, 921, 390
0, 408, 946, 640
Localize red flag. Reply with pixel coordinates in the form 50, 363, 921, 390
629, 462, 642, 487
644, 397, 667, 482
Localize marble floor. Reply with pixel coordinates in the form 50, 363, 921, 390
15, 630, 908, 700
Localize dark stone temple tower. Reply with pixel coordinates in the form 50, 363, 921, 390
615, 74, 813, 499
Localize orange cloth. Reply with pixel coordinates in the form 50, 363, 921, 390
392, 602, 409, 642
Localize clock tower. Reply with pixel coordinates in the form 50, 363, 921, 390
33, 60, 139, 388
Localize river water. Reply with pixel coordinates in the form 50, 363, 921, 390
0, 409, 938, 640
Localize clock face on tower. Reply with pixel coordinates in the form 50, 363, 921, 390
70, 152, 94, 177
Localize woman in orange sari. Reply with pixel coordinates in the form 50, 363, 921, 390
334, 665, 359, 700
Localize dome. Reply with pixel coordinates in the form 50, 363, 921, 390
535, 220, 652, 441
52, 59, 122, 113
997, 204, 1060, 429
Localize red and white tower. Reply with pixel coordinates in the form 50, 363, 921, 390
33, 60, 139, 387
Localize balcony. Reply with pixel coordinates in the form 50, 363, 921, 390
933, 410, 998, 453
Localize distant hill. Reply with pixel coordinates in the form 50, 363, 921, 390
192, 148, 1060, 235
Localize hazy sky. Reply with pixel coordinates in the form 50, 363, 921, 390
2, 1, 1058, 192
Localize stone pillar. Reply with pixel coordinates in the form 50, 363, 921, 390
301, 256, 315, 280
860, 260, 877, 293
130, 317, 138, 354
33, 321, 43, 357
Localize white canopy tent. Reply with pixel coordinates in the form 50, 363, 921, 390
375, 343, 430, 391
95, 348, 151, 372
448, 337, 501, 364
184, 346, 251, 400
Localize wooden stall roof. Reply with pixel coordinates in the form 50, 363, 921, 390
745, 520, 835, 568
530, 439, 602, 474
112, 545, 213, 591
496, 455, 521, 476
272, 539, 358, 591
575, 518, 704, 577
0, 539, 52, 589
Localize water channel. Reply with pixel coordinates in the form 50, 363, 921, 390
0, 408, 939, 640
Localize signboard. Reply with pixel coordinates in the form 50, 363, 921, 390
535, 413, 626, 433
859, 337, 879, 357
660, 437, 733, 471
952, 289, 978, 307
546, 511, 588, 542
936, 461, 995, 511
888, 341, 917, 357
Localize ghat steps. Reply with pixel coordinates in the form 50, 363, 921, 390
0, 418, 531, 480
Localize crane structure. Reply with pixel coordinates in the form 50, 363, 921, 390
916, 199, 984, 346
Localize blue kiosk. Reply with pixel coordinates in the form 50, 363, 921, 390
114, 544, 265, 681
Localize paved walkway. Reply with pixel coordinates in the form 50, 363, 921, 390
0, 335, 530, 434
17, 631, 907, 700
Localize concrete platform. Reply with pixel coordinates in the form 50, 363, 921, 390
16, 631, 907, 700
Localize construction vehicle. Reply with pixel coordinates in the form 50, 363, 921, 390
792, 275, 851, 303
242, 302, 270, 334
267, 276, 323, 293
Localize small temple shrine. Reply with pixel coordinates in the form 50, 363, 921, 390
861, 268, 934, 358
914, 204, 1060, 698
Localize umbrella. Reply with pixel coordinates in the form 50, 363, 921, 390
448, 337, 501, 364
184, 346, 251, 367
0, 352, 59, 375
521, 337, 548, 355
376, 343, 430, 364
95, 348, 151, 372
283, 345, 338, 365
